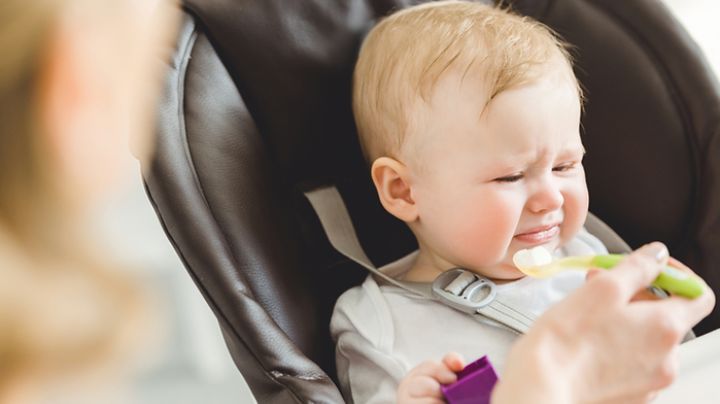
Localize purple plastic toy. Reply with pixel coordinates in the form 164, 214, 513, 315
441, 355, 498, 404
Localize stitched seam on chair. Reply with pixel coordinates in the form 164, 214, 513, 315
143, 184, 283, 396
175, 25, 217, 225
174, 19, 263, 303
162, 223, 316, 403
172, 19, 259, 307
270, 370, 327, 381
176, 16, 289, 308
168, 15, 267, 354
173, 15, 273, 384
166, 16, 295, 401
168, 15, 339, 404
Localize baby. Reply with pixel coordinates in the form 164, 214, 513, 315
331, 1, 608, 403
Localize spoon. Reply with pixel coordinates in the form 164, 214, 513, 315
512, 246, 705, 299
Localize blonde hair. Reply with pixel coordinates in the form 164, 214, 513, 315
353, 0, 581, 162
0, 0, 150, 397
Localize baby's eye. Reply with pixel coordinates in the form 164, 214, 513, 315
494, 173, 524, 183
553, 162, 578, 172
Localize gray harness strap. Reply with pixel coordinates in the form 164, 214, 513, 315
305, 186, 697, 343
305, 186, 535, 334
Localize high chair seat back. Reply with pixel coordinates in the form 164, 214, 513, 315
143, 1, 720, 402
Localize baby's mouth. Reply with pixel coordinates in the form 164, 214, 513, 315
513, 224, 561, 244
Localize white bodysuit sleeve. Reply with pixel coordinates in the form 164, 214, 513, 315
331, 277, 408, 404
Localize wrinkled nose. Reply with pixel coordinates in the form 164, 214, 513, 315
527, 177, 564, 213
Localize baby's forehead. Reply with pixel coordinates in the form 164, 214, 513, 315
399, 64, 582, 162
437, 49, 574, 96
409, 55, 577, 120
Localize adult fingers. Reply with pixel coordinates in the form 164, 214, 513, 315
630, 287, 662, 302
667, 256, 691, 272
618, 390, 660, 404
629, 256, 700, 302
633, 256, 712, 319
585, 268, 601, 281
649, 286, 715, 330
660, 256, 714, 325
587, 269, 660, 301
597, 242, 669, 303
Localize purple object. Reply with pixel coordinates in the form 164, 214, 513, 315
441, 355, 498, 404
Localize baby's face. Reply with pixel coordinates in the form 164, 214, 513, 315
404, 62, 588, 280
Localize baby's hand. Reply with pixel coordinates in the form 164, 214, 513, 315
397, 352, 465, 404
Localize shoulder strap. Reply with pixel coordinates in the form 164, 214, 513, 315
304, 187, 697, 342
304, 186, 534, 334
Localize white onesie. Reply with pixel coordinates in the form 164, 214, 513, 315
330, 229, 607, 403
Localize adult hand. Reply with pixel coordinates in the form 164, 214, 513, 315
492, 242, 716, 404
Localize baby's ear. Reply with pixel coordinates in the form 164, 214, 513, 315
370, 157, 418, 222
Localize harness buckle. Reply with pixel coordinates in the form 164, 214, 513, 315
431, 268, 497, 314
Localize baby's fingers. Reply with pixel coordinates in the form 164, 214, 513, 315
411, 399, 446, 404
405, 375, 444, 399
410, 360, 458, 385
442, 352, 465, 373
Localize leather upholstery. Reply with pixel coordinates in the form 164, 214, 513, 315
143, 1, 720, 402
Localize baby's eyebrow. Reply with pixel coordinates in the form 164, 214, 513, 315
558, 145, 586, 157
490, 145, 586, 172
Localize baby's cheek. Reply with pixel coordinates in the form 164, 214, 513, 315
456, 205, 517, 264
561, 184, 590, 242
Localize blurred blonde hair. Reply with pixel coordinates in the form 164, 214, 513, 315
0, 0, 63, 245
0, 0, 150, 397
353, 0, 582, 162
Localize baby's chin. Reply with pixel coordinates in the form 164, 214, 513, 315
474, 261, 527, 283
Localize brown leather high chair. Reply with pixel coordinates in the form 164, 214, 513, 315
141, 0, 720, 402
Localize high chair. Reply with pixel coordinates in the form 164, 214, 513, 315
142, 0, 720, 402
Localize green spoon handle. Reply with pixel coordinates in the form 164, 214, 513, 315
590, 254, 704, 299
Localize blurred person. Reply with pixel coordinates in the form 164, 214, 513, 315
0, 0, 178, 402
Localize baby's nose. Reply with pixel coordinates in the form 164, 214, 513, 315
527, 180, 564, 213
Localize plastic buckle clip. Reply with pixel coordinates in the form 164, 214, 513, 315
441, 355, 499, 404
431, 268, 497, 314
